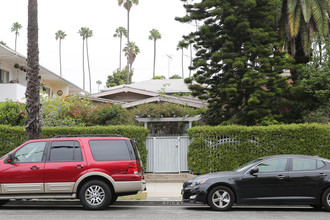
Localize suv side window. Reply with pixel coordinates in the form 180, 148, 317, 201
49, 141, 83, 162
89, 140, 131, 161
14, 142, 46, 163
256, 158, 288, 173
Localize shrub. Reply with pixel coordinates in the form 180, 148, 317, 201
187, 124, 330, 174
0, 100, 27, 126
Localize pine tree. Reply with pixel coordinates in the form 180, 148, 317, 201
179, 0, 290, 125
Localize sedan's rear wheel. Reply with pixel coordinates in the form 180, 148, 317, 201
207, 186, 234, 211
322, 188, 330, 212
79, 180, 112, 210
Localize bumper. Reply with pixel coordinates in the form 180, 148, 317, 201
181, 187, 207, 204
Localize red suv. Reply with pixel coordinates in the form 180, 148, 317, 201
0, 135, 146, 210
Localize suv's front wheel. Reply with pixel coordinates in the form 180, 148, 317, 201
79, 180, 112, 210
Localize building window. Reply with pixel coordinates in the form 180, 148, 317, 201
0, 69, 9, 83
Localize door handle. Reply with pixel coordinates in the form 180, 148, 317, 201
277, 175, 285, 180
318, 173, 327, 178
30, 165, 40, 170
75, 165, 84, 169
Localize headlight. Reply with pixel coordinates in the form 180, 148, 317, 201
191, 179, 207, 186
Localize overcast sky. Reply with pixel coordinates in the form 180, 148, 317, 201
0, 0, 195, 93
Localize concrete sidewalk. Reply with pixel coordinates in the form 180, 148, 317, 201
145, 182, 182, 201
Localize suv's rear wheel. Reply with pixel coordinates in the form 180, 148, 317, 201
79, 180, 112, 210
207, 186, 234, 211
0, 200, 9, 207
322, 188, 330, 212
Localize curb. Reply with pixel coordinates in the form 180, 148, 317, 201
6, 200, 201, 207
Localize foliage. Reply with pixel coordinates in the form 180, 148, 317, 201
124, 41, 140, 66
0, 101, 27, 126
41, 95, 131, 127
0, 41, 6, 46
107, 67, 133, 87
131, 102, 204, 118
169, 74, 182, 79
88, 103, 132, 126
178, 0, 290, 126
152, 76, 166, 80
187, 124, 330, 174
0, 125, 149, 167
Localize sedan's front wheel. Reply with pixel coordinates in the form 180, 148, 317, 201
207, 186, 234, 211
322, 188, 330, 212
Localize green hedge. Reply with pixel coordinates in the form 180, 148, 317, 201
187, 124, 330, 174
0, 125, 149, 166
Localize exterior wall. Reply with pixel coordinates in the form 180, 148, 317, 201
102, 92, 152, 102
0, 83, 26, 102
42, 80, 70, 98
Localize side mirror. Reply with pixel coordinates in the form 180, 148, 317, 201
6, 154, 14, 163
250, 167, 259, 175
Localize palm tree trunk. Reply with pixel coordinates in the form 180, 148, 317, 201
15, 33, 18, 52
153, 39, 156, 77
189, 43, 192, 77
119, 36, 122, 70
126, 9, 130, 84
59, 39, 62, 76
86, 38, 92, 93
82, 38, 85, 90
181, 48, 184, 78
26, 0, 41, 140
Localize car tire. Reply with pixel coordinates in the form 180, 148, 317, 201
79, 180, 112, 210
322, 188, 330, 212
207, 186, 234, 211
0, 200, 9, 207
109, 195, 118, 205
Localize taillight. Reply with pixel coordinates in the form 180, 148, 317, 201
127, 162, 139, 174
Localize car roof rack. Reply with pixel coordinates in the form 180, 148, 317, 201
52, 134, 123, 138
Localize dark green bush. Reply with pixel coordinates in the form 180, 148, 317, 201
0, 125, 149, 167
187, 124, 330, 174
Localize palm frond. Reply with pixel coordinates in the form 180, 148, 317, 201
301, 0, 312, 22
311, 0, 329, 35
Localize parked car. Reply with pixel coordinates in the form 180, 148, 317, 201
0, 135, 146, 210
182, 155, 330, 211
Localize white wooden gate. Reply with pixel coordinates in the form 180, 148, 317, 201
145, 136, 190, 173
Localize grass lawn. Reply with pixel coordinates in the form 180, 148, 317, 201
117, 192, 147, 200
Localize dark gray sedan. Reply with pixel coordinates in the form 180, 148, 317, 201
182, 155, 330, 211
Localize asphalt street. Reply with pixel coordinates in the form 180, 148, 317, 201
1, 204, 329, 220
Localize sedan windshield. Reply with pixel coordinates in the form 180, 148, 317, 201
235, 158, 263, 172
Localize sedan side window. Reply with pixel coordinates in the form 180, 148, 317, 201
14, 142, 46, 163
292, 158, 323, 171
256, 158, 287, 173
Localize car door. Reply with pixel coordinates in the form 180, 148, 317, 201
238, 157, 289, 203
43, 140, 87, 193
0, 141, 46, 194
287, 157, 328, 201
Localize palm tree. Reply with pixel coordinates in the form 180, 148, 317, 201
55, 30, 66, 77
118, 0, 139, 84
123, 41, 140, 83
114, 27, 128, 71
78, 27, 87, 91
177, 40, 188, 78
85, 28, 93, 93
148, 29, 161, 78
26, 0, 41, 140
11, 22, 22, 52
278, 0, 330, 81
96, 80, 102, 93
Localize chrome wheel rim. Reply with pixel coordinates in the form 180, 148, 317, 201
212, 190, 231, 208
85, 185, 105, 206
327, 193, 330, 206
